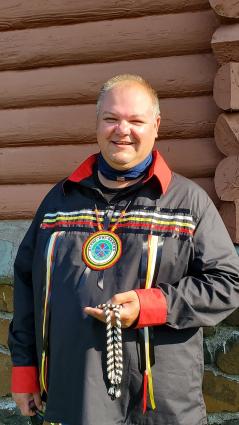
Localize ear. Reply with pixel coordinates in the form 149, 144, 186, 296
154, 115, 161, 136
156, 115, 161, 130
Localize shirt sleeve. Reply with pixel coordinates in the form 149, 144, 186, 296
8, 210, 43, 393
11, 366, 40, 393
134, 288, 167, 328
134, 198, 239, 329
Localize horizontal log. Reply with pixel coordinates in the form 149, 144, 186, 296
209, 1, 239, 21
0, 139, 222, 184
0, 54, 217, 109
0, 11, 218, 71
219, 201, 239, 243
0, 0, 210, 31
0, 184, 53, 219
212, 24, 239, 64
0, 97, 220, 148
214, 113, 239, 156
0, 177, 219, 219
0, 144, 98, 184
214, 62, 239, 110
158, 139, 222, 178
215, 155, 239, 201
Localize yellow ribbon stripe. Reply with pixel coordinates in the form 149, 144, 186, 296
143, 234, 159, 410
113, 216, 195, 228
145, 235, 158, 289
43, 214, 100, 223
144, 327, 156, 410
41, 351, 47, 393
42, 233, 58, 340
43, 215, 194, 230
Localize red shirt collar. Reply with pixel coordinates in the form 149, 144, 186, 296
66, 150, 172, 194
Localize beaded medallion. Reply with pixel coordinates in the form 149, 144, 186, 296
82, 230, 122, 270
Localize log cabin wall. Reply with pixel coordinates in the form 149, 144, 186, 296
0, 0, 222, 219
204, 2, 239, 423
210, 0, 239, 245
0, 1, 239, 424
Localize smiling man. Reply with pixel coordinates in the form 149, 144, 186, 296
96, 79, 160, 171
9, 75, 239, 425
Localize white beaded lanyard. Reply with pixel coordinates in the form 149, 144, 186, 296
97, 303, 123, 399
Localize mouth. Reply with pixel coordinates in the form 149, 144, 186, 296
111, 140, 133, 145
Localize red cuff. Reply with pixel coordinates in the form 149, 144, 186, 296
11, 366, 40, 393
134, 288, 167, 328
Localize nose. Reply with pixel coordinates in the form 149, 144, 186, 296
115, 120, 130, 135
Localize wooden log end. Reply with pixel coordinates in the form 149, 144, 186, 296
219, 201, 239, 243
214, 62, 239, 111
209, 1, 239, 21
211, 24, 239, 64
214, 112, 239, 156
215, 155, 239, 201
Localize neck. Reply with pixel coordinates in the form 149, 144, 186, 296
98, 171, 143, 189
98, 152, 153, 182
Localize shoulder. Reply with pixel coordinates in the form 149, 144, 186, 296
41, 180, 65, 205
165, 173, 212, 222
32, 179, 66, 221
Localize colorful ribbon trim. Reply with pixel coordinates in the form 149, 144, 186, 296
41, 231, 64, 393
143, 234, 160, 413
40, 209, 196, 238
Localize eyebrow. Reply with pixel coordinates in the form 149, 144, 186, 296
102, 111, 146, 119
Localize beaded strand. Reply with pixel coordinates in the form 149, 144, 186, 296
97, 303, 123, 399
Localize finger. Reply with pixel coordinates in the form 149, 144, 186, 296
33, 392, 43, 411
118, 302, 140, 328
19, 397, 35, 416
84, 307, 106, 323
84, 306, 116, 325
12, 393, 30, 416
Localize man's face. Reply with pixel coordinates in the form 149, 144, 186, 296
96, 82, 160, 170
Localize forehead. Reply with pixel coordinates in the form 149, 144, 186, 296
100, 82, 154, 115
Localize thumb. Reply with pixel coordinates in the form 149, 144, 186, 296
33, 392, 43, 411
111, 290, 138, 305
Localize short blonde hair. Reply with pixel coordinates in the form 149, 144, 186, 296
96, 74, 160, 118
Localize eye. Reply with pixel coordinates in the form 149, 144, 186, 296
103, 117, 117, 123
131, 120, 144, 125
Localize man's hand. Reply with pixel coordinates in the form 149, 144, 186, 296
84, 290, 140, 328
12, 392, 42, 416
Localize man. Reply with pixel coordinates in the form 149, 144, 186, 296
9, 75, 239, 425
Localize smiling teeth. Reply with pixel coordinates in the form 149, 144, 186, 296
113, 141, 131, 145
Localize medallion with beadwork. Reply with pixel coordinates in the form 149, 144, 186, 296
82, 230, 122, 270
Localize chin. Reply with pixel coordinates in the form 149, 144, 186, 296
110, 157, 134, 169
